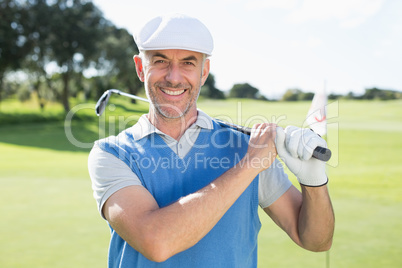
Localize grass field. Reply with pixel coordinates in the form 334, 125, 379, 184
1, 97, 401, 267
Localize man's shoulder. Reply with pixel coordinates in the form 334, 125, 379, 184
94, 126, 137, 152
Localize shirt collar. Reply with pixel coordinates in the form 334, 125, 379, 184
131, 109, 214, 141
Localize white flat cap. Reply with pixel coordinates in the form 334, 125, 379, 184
134, 14, 214, 56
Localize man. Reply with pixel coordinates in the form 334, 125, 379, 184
88, 14, 334, 267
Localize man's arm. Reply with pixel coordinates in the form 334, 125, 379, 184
103, 123, 277, 262
263, 184, 334, 251
266, 126, 334, 251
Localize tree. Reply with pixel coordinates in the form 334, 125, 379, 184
200, 73, 225, 99
281, 88, 313, 101
361, 87, 398, 100
328, 93, 342, 100
95, 25, 142, 101
21, 0, 56, 110
299, 91, 314, 101
45, 0, 105, 112
229, 83, 259, 99
1, 0, 147, 111
281, 88, 300, 101
0, 0, 31, 106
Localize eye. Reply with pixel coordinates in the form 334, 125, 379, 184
184, 61, 196, 66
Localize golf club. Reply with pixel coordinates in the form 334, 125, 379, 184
95, 89, 332, 162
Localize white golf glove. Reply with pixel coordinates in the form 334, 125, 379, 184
275, 126, 328, 187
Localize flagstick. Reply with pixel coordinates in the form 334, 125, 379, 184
324, 80, 330, 268
306, 80, 331, 268
326, 250, 330, 268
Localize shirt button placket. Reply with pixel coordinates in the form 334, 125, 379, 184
178, 143, 183, 158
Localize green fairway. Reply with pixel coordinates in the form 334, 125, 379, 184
1, 98, 401, 267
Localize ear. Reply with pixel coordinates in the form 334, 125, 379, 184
133, 55, 145, 82
200, 58, 210, 86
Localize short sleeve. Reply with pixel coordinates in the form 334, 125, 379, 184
258, 159, 292, 208
88, 144, 142, 219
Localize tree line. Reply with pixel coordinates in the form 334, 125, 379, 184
1, 0, 143, 112
1, 0, 400, 114
281, 87, 402, 101
1, 0, 231, 112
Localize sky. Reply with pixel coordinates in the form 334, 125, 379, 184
92, 0, 402, 99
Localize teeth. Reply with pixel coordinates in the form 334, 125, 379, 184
161, 88, 185, 96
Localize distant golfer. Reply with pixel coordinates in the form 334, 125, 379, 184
88, 13, 334, 267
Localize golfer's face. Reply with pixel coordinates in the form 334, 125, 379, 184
142, 49, 209, 119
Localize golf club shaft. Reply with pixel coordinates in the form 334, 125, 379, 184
213, 120, 331, 162
112, 89, 149, 103
96, 89, 331, 162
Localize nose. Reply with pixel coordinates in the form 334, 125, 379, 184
165, 63, 183, 85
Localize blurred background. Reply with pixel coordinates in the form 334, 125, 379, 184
1, 0, 401, 267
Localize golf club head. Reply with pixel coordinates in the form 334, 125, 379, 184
95, 90, 112, 116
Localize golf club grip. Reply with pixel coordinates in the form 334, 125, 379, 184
216, 120, 331, 162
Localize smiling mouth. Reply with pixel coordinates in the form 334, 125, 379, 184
160, 88, 186, 96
